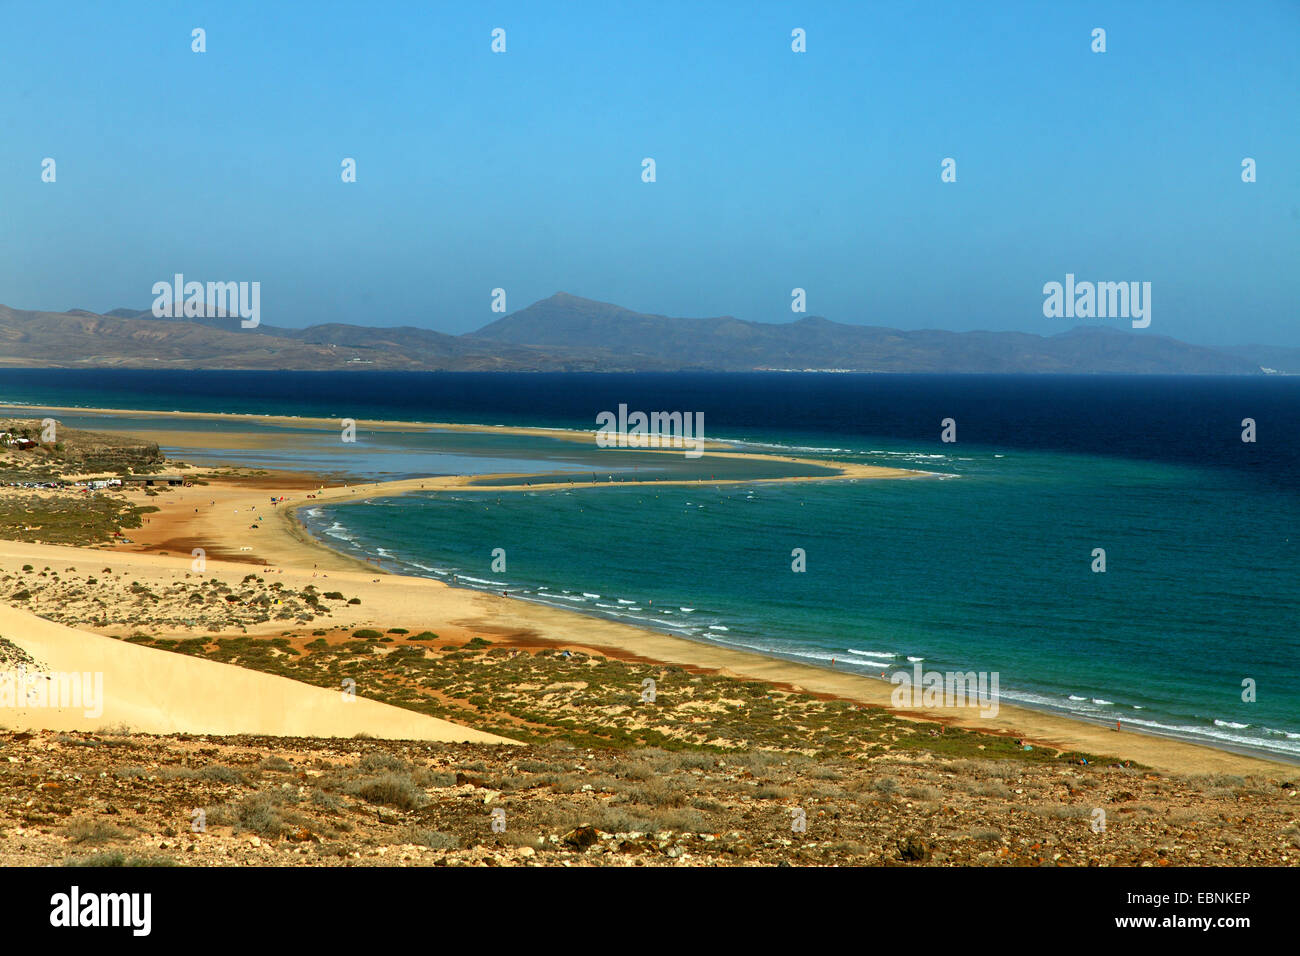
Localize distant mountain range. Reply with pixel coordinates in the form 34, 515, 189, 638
0, 293, 1289, 374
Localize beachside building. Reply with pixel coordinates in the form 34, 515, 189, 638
123, 475, 185, 486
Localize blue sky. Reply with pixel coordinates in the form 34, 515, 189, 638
1, 0, 1296, 345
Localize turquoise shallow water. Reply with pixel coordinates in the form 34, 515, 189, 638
304, 442, 1300, 761
2, 369, 1297, 761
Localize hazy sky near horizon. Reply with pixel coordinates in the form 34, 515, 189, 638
1, 1, 1296, 345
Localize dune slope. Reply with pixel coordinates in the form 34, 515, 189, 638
0, 604, 514, 743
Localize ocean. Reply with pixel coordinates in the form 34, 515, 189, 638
2, 369, 1297, 760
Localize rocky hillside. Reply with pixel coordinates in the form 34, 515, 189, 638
0, 296, 1270, 373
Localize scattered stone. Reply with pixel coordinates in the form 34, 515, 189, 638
898, 835, 931, 862
563, 826, 600, 850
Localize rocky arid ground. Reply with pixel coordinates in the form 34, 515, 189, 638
2, 638, 1298, 867
1, 562, 351, 632
0, 727, 1297, 867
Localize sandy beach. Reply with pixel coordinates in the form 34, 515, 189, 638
0, 419, 1290, 776
0, 403, 744, 450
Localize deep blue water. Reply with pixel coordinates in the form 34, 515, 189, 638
3, 369, 1297, 759
1, 368, 1296, 482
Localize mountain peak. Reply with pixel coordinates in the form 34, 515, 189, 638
535, 291, 634, 313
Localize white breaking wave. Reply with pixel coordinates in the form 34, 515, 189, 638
322, 522, 355, 542
1264, 728, 1300, 740
722, 438, 855, 454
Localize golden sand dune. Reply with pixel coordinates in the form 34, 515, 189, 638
0, 603, 514, 743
